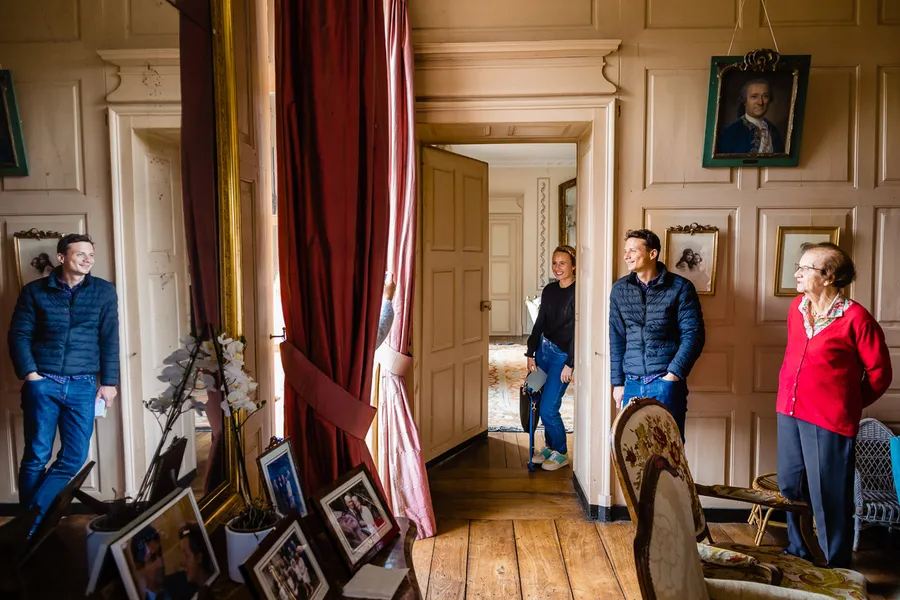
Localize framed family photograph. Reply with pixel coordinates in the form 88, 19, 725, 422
664, 224, 719, 295
241, 511, 330, 600
108, 487, 219, 600
313, 463, 398, 574
774, 226, 841, 297
702, 49, 811, 168
13, 228, 62, 289
0, 69, 29, 177
258, 437, 307, 517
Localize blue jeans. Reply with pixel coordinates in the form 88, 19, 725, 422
19, 376, 97, 519
623, 376, 688, 442
535, 336, 569, 455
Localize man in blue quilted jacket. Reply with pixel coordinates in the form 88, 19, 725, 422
8, 233, 119, 523
609, 229, 705, 440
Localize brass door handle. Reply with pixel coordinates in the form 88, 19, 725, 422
480, 301, 492, 312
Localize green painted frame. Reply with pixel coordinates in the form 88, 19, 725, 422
0, 70, 29, 177
701, 49, 811, 168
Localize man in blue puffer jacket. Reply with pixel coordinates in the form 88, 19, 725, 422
609, 229, 705, 440
8, 233, 119, 523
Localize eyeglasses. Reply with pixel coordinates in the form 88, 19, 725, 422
794, 263, 823, 274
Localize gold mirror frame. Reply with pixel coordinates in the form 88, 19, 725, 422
558, 178, 576, 247
198, 0, 244, 528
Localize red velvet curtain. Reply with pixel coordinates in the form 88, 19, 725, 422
275, 0, 390, 493
177, 0, 226, 492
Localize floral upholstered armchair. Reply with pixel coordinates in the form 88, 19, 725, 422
634, 454, 848, 600
612, 398, 869, 599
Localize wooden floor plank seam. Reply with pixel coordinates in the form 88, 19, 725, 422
552, 519, 577, 600
595, 525, 631, 600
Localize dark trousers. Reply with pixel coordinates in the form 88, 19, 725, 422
777, 414, 856, 568
19, 377, 96, 521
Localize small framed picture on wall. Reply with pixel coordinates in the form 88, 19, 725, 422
13, 229, 63, 289
664, 224, 719, 296
773, 226, 841, 297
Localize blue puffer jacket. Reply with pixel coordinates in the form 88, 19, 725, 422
8, 270, 119, 385
609, 262, 705, 386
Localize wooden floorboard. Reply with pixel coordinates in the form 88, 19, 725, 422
412, 535, 436, 599
487, 433, 508, 469
514, 520, 573, 600
595, 522, 642, 600
556, 519, 623, 600
501, 432, 521, 468
433, 491, 584, 520
466, 520, 521, 600
426, 519, 470, 600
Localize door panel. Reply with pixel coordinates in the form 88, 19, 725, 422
421, 147, 489, 462
489, 215, 523, 335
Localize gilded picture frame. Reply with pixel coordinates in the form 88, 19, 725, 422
558, 178, 576, 247
702, 49, 811, 168
12, 229, 63, 289
664, 224, 719, 296
773, 226, 841, 297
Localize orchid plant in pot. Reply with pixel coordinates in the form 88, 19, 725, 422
212, 332, 279, 583
86, 334, 216, 575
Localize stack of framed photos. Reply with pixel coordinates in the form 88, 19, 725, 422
86, 437, 405, 600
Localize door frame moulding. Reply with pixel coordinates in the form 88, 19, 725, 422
414, 94, 618, 512
108, 104, 183, 497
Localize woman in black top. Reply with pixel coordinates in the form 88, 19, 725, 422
525, 245, 576, 471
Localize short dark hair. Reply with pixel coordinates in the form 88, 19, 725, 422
179, 522, 214, 575
130, 525, 161, 567
625, 229, 661, 255
57, 233, 94, 256
800, 242, 856, 289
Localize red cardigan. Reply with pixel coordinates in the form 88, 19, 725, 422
777, 296, 893, 438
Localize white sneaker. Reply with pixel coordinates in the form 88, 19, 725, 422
532, 446, 552, 464
542, 450, 570, 471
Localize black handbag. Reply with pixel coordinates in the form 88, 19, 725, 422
519, 385, 541, 435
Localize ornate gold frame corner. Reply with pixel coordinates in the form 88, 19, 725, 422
199, 0, 244, 527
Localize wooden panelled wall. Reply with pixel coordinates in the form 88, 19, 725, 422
409, 0, 900, 501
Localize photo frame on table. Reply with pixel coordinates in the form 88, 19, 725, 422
105, 487, 218, 600
0, 69, 29, 177
664, 223, 719, 296
702, 49, 811, 168
12, 228, 62, 289
257, 436, 307, 517
240, 510, 330, 600
773, 226, 841, 297
312, 463, 399, 574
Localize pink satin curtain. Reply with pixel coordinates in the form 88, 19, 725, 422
375, 0, 436, 539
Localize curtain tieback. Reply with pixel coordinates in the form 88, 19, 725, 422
280, 341, 376, 441
375, 344, 412, 378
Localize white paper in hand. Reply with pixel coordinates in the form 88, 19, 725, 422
342, 564, 409, 600
94, 396, 107, 419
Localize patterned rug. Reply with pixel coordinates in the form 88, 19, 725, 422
488, 342, 575, 432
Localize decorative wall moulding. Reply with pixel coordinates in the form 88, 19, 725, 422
414, 40, 620, 100
97, 49, 181, 104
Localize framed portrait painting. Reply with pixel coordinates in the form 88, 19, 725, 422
0, 69, 29, 177
257, 437, 307, 517
241, 511, 330, 600
664, 224, 719, 296
774, 226, 841, 297
13, 229, 62, 289
702, 49, 811, 168
558, 177, 576, 247
108, 487, 219, 600
312, 463, 399, 574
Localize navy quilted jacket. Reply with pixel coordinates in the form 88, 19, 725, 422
609, 262, 705, 386
8, 270, 119, 385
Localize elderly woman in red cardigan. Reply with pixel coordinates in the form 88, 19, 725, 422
777, 242, 892, 568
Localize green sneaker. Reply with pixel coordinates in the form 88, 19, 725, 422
542, 450, 570, 471
532, 446, 552, 464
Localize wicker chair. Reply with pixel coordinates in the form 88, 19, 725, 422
853, 418, 900, 550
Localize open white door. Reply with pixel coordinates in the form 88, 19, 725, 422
420, 147, 490, 462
